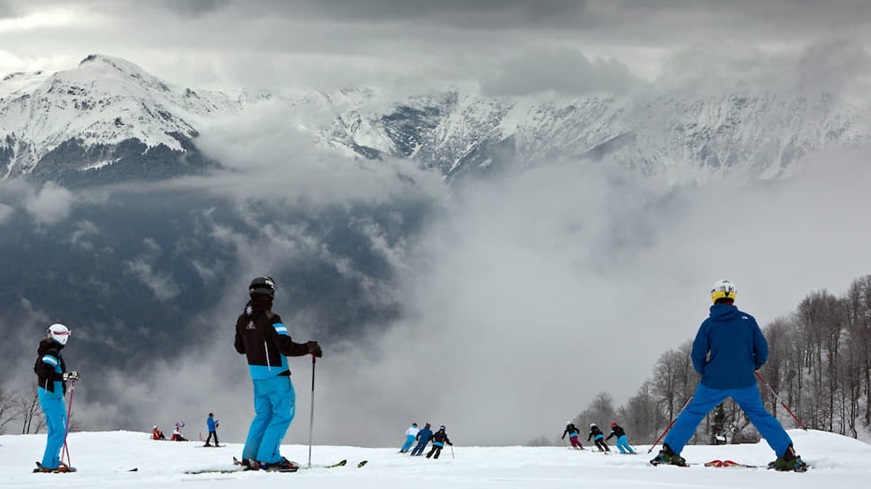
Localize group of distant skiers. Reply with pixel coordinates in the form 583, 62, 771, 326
562, 421, 637, 454
151, 413, 219, 446
399, 422, 453, 459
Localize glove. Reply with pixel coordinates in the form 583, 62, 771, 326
306, 341, 323, 358
63, 371, 80, 381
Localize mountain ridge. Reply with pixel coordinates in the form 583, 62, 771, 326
1, 54, 868, 186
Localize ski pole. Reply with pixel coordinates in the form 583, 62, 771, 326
450, 444, 454, 459
754, 371, 807, 430
61, 379, 77, 468
648, 395, 692, 454
308, 355, 316, 470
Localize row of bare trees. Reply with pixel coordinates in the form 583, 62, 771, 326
0, 384, 46, 435
565, 274, 871, 447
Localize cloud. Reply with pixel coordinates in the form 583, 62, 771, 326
480, 46, 644, 97
23, 181, 74, 226
0, 202, 13, 223
124, 238, 181, 302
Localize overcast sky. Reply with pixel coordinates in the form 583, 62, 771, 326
1, 0, 871, 96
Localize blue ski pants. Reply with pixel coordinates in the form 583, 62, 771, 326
615, 435, 635, 454
243, 375, 296, 464
664, 383, 792, 456
411, 438, 429, 456
39, 392, 67, 469
400, 434, 415, 452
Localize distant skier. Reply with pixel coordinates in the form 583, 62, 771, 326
399, 422, 419, 453
561, 421, 584, 449
410, 423, 433, 456
235, 276, 323, 470
171, 422, 187, 441
152, 425, 166, 440
605, 422, 636, 454
587, 423, 610, 452
426, 425, 453, 459
33, 323, 79, 473
204, 413, 219, 447
650, 280, 807, 471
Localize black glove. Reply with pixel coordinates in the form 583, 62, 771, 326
63, 371, 80, 381
306, 341, 323, 358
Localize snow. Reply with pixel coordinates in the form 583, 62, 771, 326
1, 429, 869, 488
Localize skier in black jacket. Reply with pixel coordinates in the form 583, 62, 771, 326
561, 422, 584, 449
605, 422, 636, 454
426, 425, 453, 459
34, 323, 79, 473
587, 423, 610, 452
235, 276, 322, 470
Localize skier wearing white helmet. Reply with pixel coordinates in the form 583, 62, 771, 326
33, 323, 79, 473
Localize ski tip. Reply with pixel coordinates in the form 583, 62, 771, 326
357, 460, 368, 468
129, 467, 139, 472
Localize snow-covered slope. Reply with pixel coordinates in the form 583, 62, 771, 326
0, 429, 867, 488
1, 55, 869, 186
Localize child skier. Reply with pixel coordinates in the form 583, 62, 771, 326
426, 425, 453, 459
33, 323, 79, 473
400, 422, 419, 453
605, 422, 636, 454
171, 422, 187, 441
410, 423, 433, 456
587, 423, 610, 452
561, 421, 584, 449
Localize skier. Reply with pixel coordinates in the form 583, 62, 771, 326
204, 413, 219, 447
152, 425, 166, 440
650, 280, 807, 471
33, 323, 79, 473
561, 421, 584, 449
171, 422, 187, 441
587, 423, 610, 452
399, 422, 419, 453
426, 425, 453, 459
235, 276, 323, 470
410, 422, 433, 456
605, 422, 636, 454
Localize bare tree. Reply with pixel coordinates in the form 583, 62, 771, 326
20, 387, 45, 435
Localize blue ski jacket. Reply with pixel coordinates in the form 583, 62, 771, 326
416, 427, 433, 443
207, 416, 218, 432
691, 303, 767, 389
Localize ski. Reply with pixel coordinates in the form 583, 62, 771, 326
357, 460, 368, 468
704, 459, 759, 468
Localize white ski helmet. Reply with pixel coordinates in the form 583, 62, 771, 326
710, 279, 737, 303
46, 323, 71, 345
590, 423, 597, 427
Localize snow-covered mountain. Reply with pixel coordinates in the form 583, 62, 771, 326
1, 54, 869, 186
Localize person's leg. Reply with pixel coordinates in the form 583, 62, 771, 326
39, 396, 67, 469
242, 379, 272, 461
433, 446, 442, 459
256, 377, 296, 464
663, 384, 729, 454
731, 384, 793, 456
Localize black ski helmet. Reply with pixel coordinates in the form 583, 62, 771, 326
249, 276, 276, 298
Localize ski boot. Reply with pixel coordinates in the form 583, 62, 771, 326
650, 444, 687, 467
768, 445, 808, 472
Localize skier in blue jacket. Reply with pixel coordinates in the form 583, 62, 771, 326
410, 423, 433, 456
651, 280, 807, 471
235, 276, 323, 470
33, 323, 79, 473
204, 413, 219, 447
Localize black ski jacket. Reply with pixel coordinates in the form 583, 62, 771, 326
562, 424, 580, 439
234, 300, 309, 379
605, 425, 627, 440
432, 430, 452, 446
587, 425, 605, 441
34, 339, 67, 394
